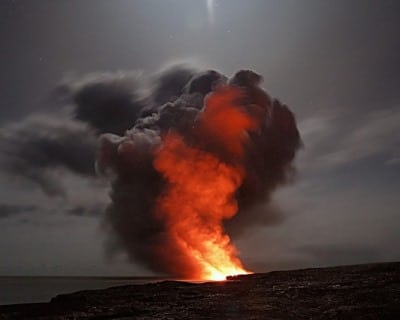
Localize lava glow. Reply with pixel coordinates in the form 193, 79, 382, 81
153, 86, 257, 280
97, 68, 301, 282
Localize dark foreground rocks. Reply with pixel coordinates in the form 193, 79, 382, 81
0, 262, 399, 319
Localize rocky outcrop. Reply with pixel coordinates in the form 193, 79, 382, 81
1, 262, 399, 319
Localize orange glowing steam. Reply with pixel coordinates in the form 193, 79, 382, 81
153, 86, 258, 280
198, 85, 261, 157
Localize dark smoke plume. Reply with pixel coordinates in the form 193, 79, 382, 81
97, 67, 301, 277
0, 65, 198, 196
0, 64, 300, 276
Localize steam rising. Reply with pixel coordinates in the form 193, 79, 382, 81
0, 64, 300, 277
97, 66, 301, 277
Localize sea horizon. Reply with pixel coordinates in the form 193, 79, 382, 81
0, 275, 171, 306
0, 275, 169, 280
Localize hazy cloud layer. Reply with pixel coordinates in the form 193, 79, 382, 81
0, 115, 97, 196
0, 204, 36, 219
0, 0, 399, 275
298, 106, 400, 171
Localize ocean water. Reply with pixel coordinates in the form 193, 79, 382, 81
0, 276, 164, 305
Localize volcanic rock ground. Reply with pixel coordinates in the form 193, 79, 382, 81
0, 262, 399, 319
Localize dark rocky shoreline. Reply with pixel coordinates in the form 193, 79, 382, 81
1, 262, 399, 319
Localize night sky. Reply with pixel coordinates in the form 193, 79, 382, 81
0, 0, 399, 276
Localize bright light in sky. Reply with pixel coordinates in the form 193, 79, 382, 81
207, 0, 215, 26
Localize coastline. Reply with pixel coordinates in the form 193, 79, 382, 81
0, 276, 167, 306
1, 262, 399, 319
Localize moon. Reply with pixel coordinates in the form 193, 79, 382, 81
207, 0, 215, 26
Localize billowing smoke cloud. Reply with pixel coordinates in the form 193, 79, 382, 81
97, 67, 301, 278
0, 65, 197, 196
58, 71, 147, 135
0, 64, 300, 278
